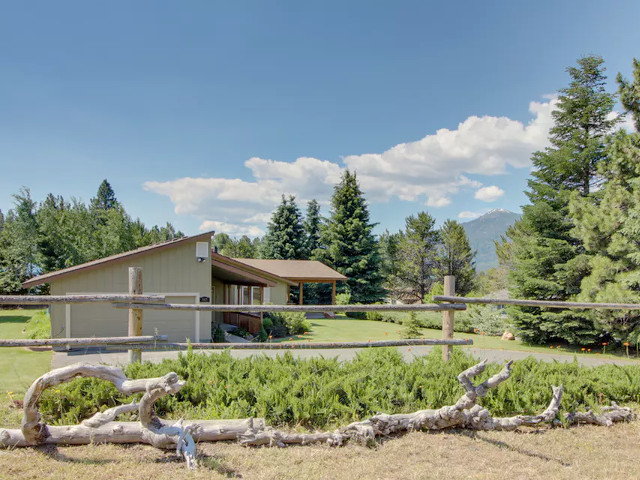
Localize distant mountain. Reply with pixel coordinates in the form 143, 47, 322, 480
461, 209, 521, 272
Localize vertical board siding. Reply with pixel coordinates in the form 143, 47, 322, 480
47, 239, 212, 342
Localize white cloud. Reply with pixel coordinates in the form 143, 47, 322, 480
343, 98, 556, 206
145, 97, 557, 235
199, 220, 264, 237
474, 185, 505, 202
458, 211, 484, 219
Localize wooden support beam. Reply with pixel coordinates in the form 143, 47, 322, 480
434, 295, 640, 310
0, 335, 168, 348
112, 338, 474, 350
442, 275, 455, 363
128, 267, 143, 364
0, 294, 164, 305
332, 281, 336, 305
299, 282, 304, 305
260, 286, 264, 322
115, 303, 467, 313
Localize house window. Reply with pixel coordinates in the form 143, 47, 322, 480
251, 287, 262, 305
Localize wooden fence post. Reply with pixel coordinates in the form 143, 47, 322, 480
128, 267, 143, 364
442, 275, 455, 362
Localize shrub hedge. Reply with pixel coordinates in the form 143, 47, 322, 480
38, 348, 640, 429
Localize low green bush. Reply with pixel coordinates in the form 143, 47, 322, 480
211, 324, 226, 343
268, 312, 312, 335
39, 349, 640, 429
261, 317, 273, 331
467, 305, 510, 336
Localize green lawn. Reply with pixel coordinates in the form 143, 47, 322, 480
0, 309, 52, 397
275, 316, 640, 361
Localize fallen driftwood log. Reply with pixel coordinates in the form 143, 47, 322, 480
0, 361, 633, 469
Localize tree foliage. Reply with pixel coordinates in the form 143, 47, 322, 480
0, 181, 184, 293
437, 219, 475, 295
507, 56, 619, 345
390, 212, 439, 302
319, 170, 384, 303
303, 199, 322, 259
569, 58, 640, 342
261, 195, 306, 260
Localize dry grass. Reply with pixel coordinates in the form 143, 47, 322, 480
2, 422, 640, 479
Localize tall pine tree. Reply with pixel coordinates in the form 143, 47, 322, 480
392, 212, 440, 302
319, 170, 384, 303
507, 56, 618, 345
437, 219, 476, 295
303, 199, 322, 259
261, 195, 306, 259
568, 58, 640, 343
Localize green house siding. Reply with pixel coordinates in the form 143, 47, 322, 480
49, 239, 212, 343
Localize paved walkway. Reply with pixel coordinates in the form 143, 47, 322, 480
51, 345, 640, 369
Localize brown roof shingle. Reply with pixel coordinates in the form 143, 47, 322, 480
231, 258, 347, 282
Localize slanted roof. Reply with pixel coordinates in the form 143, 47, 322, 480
211, 258, 278, 287
22, 231, 215, 288
211, 253, 297, 287
231, 258, 347, 283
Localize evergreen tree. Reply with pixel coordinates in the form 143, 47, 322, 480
379, 229, 403, 295
0, 188, 39, 293
319, 170, 384, 303
618, 58, 640, 131
437, 219, 476, 295
401, 311, 422, 339
568, 58, 640, 342
303, 199, 322, 259
90, 179, 118, 211
392, 212, 439, 302
507, 56, 618, 345
261, 195, 306, 259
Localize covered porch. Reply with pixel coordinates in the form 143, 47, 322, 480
211, 255, 296, 334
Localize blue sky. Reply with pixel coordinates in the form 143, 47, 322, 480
1, 0, 639, 237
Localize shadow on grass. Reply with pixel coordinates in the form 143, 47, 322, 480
155, 450, 241, 477
35, 444, 117, 466
0, 316, 30, 325
469, 431, 572, 467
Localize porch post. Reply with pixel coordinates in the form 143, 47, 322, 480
331, 281, 336, 305
260, 286, 264, 322
286, 284, 290, 304
299, 282, 304, 305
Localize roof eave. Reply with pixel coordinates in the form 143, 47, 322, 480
22, 231, 215, 288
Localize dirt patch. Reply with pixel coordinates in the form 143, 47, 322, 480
1, 422, 639, 479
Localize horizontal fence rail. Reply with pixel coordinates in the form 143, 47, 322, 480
112, 303, 467, 313
434, 295, 640, 310
0, 294, 166, 305
115, 338, 474, 351
0, 335, 169, 348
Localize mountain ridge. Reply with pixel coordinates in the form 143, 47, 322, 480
461, 209, 521, 272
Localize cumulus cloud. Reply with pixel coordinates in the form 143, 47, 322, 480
199, 220, 265, 237
144, 97, 557, 235
458, 211, 485, 219
474, 185, 505, 202
343, 98, 555, 205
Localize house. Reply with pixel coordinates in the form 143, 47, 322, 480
22, 231, 346, 342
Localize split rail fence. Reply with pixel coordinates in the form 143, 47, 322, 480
6, 267, 640, 363
1, 268, 469, 363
